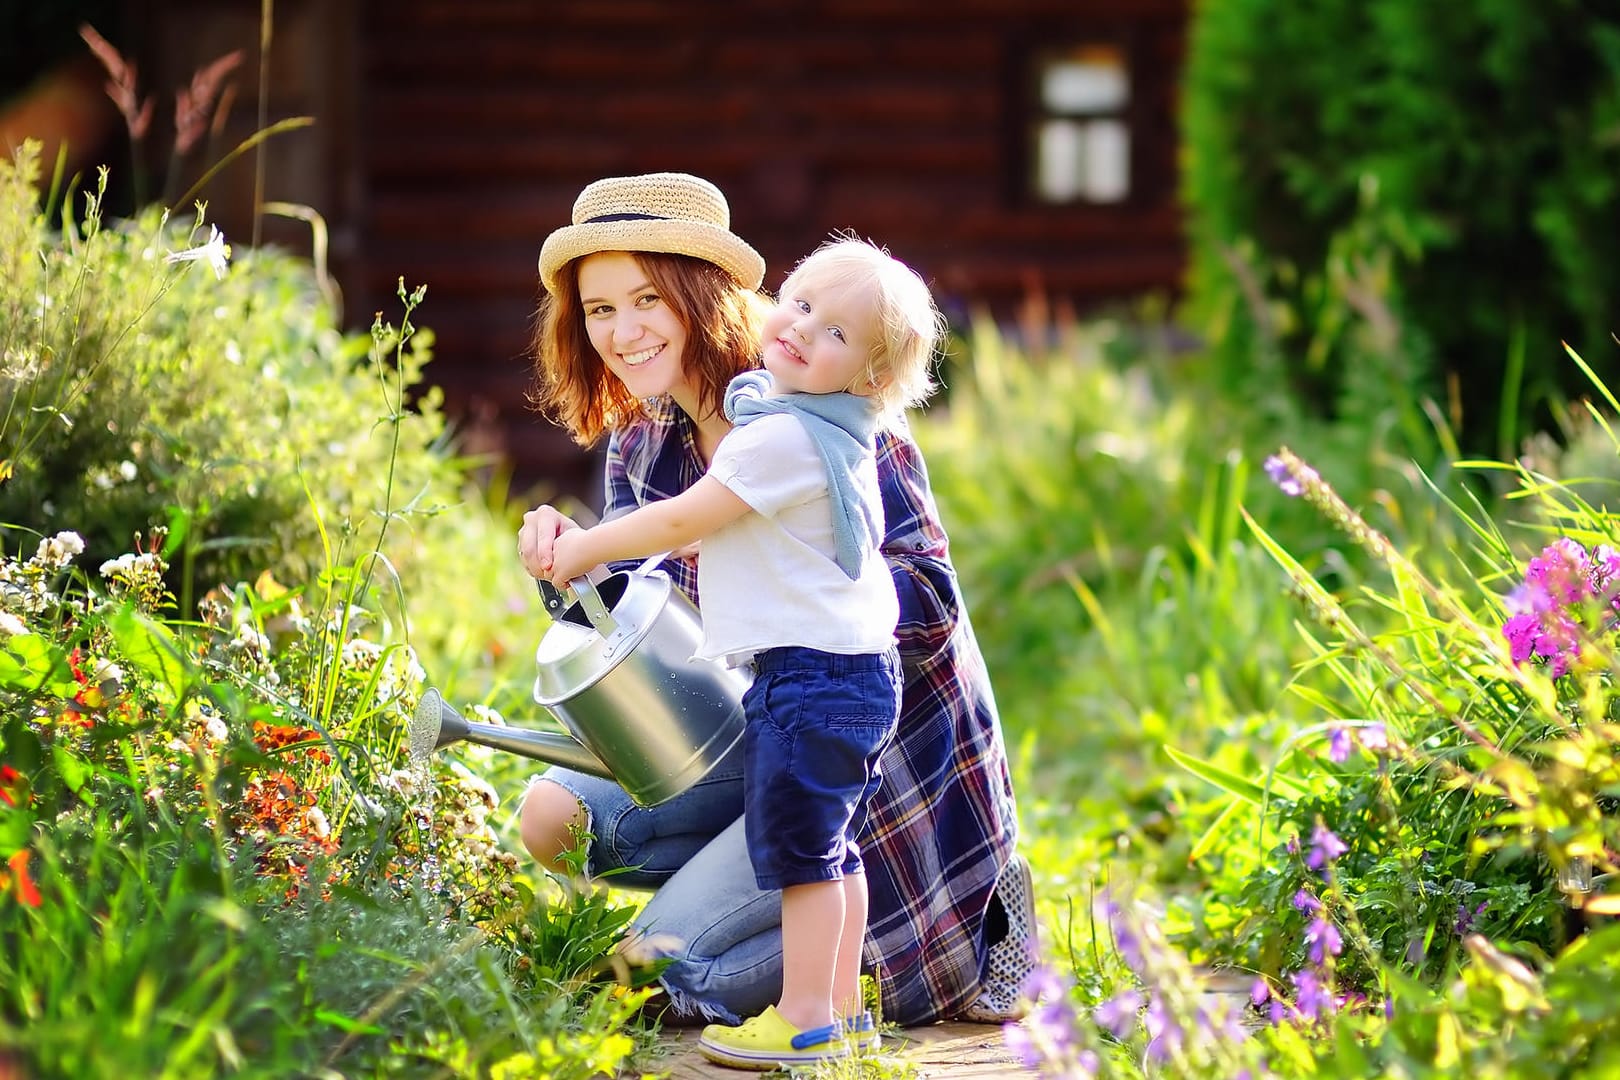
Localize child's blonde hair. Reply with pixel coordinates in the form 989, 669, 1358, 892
778, 236, 942, 418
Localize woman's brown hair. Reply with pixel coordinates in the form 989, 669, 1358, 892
527, 252, 768, 447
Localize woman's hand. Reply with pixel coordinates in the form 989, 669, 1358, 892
518, 505, 578, 580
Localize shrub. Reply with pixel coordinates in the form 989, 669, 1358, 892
1181, 0, 1620, 458
1, 142, 450, 610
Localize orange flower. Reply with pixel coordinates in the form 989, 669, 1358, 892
1, 849, 41, 907
251, 721, 331, 764
0, 765, 23, 808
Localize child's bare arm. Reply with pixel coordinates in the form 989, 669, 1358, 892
546, 476, 752, 585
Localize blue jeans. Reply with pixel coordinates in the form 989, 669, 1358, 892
540, 741, 782, 1023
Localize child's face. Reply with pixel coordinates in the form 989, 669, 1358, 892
761, 275, 878, 397
577, 251, 695, 404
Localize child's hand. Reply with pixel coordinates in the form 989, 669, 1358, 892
548, 529, 596, 587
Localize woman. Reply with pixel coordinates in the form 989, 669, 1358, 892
513, 171, 1029, 1027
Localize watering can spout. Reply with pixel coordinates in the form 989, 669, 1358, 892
410, 688, 614, 780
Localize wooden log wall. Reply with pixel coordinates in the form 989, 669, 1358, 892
364, 0, 1188, 505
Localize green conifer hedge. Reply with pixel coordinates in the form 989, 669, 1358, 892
1181, 0, 1620, 456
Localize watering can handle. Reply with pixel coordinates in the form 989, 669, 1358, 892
535, 552, 671, 634
536, 576, 618, 637
536, 578, 572, 619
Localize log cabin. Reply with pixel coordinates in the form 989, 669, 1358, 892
12, 0, 1188, 506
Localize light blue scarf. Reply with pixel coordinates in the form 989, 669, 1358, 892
724, 370, 882, 580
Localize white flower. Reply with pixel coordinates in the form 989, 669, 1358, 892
93, 659, 124, 694
0, 611, 26, 637
380, 769, 423, 798
341, 638, 382, 668
164, 225, 232, 280
305, 806, 331, 839
354, 793, 387, 821
229, 626, 270, 659
35, 531, 84, 569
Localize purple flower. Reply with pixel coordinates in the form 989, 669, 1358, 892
1103, 899, 1149, 976
1502, 608, 1582, 677
1592, 544, 1620, 606
1305, 916, 1343, 964
1195, 998, 1248, 1044
1023, 965, 1068, 1003
1292, 888, 1322, 913
1359, 723, 1388, 751
1454, 900, 1487, 935
1024, 999, 1082, 1067
1305, 825, 1348, 871
1499, 538, 1620, 678
1003, 1020, 1039, 1068
1029, 997, 1077, 1053
1250, 979, 1271, 1008
1005, 991, 1100, 1079
1291, 969, 1335, 1021
1092, 988, 1143, 1039
1143, 994, 1184, 1062
1502, 612, 1541, 664
1525, 539, 1592, 606
1265, 455, 1303, 497
1327, 726, 1353, 763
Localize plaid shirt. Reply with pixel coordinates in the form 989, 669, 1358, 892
603, 396, 1020, 1025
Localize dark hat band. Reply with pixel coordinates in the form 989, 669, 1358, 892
585, 212, 666, 223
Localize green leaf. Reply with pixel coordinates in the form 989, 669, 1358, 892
52, 744, 91, 795
108, 608, 194, 702
1188, 796, 1249, 862
1164, 743, 1269, 802
1164, 742, 1309, 803
0, 633, 76, 695
313, 1008, 385, 1035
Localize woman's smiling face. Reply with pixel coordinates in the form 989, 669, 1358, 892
577, 251, 694, 405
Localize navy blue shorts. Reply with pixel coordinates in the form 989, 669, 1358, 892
742, 645, 901, 891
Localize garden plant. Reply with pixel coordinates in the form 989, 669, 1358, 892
8, 1, 1620, 1075
0, 140, 662, 1077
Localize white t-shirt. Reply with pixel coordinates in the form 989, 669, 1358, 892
695, 412, 898, 666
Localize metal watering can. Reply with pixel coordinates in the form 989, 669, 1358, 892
410, 556, 749, 807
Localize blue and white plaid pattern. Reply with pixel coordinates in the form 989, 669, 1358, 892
603, 396, 1019, 1024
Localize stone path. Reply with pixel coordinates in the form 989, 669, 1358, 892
657, 1020, 1030, 1078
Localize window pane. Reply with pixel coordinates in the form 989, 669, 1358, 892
1036, 118, 1131, 204
1040, 45, 1128, 114
1084, 119, 1129, 202
1036, 119, 1083, 202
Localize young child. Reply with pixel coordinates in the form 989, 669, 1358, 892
543, 236, 941, 1068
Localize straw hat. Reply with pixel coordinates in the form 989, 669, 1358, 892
537, 172, 765, 294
